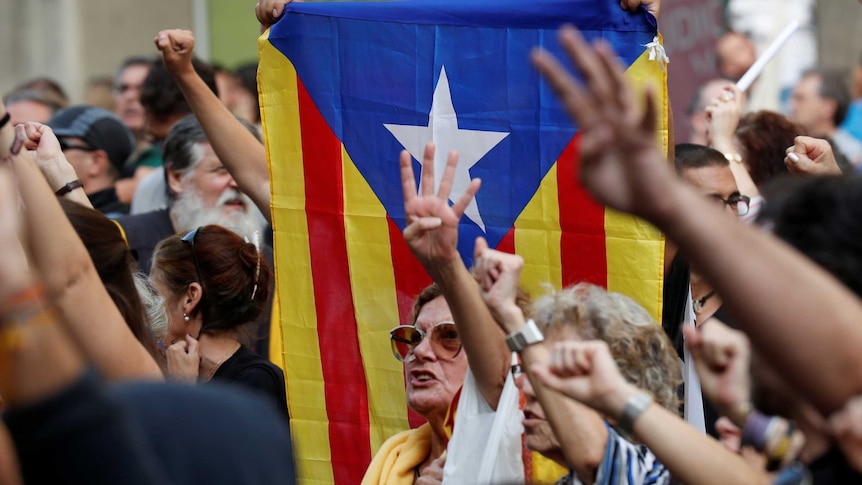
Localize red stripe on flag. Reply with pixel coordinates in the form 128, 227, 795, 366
298, 80, 372, 484
496, 227, 516, 254
557, 135, 607, 288
387, 216, 432, 428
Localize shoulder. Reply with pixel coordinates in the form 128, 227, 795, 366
593, 425, 670, 485
117, 209, 173, 241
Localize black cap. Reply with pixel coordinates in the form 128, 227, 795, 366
48, 106, 135, 173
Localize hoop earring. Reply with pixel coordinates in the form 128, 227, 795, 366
183, 313, 190, 322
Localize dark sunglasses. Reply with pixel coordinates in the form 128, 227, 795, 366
389, 321, 462, 363
58, 139, 97, 152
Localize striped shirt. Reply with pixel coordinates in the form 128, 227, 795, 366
556, 424, 670, 485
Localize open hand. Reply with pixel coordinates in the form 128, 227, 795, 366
400, 143, 481, 271
532, 26, 674, 224
154, 29, 196, 79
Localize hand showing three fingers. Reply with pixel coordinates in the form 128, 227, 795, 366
400, 143, 481, 271
531, 27, 674, 224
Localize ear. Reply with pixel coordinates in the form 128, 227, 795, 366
182, 282, 204, 316
167, 164, 187, 195
89, 149, 111, 178
823, 98, 838, 123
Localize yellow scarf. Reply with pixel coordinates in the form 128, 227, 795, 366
361, 423, 431, 485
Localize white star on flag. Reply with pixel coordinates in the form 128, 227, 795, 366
385, 66, 509, 231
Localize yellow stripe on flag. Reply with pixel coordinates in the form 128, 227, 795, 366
341, 148, 411, 455
259, 31, 335, 485
515, 163, 563, 297
605, 46, 668, 323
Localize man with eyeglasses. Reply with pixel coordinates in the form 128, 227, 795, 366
662, 143, 752, 440
45, 106, 136, 217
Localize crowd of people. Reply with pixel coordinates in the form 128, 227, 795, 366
2, 0, 862, 483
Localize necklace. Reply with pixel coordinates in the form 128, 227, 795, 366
205, 355, 228, 381
692, 289, 716, 313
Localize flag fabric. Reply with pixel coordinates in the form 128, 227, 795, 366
258, 1, 667, 483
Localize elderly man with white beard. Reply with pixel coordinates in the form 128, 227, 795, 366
117, 115, 265, 275
117, 115, 273, 355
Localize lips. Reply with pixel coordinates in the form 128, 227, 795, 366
522, 407, 546, 426
222, 198, 246, 209
408, 369, 438, 387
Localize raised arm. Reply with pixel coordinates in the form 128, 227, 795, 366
532, 340, 769, 485
532, 25, 862, 415
399, 144, 510, 409
20, 122, 94, 209
2, 105, 162, 381
0, 169, 166, 485
473, 239, 607, 482
705, 85, 760, 198
155, 29, 272, 222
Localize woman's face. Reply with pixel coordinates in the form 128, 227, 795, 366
404, 296, 469, 425
519, 325, 575, 456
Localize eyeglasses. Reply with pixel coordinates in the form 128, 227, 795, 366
113, 82, 142, 96
181, 227, 206, 289
389, 321, 462, 363
58, 139, 97, 153
510, 363, 524, 381
710, 194, 751, 217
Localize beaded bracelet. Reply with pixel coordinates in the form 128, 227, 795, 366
741, 409, 775, 451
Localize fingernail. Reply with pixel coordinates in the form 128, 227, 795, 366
273, 7, 279, 17
787, 152, 799, 163
159, 32, 167, 39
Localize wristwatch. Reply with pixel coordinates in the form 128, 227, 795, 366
505, 318, 544, 352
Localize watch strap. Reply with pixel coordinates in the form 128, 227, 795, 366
505, 318, 544, 352
617, 391, 653, 435
55, 179, 84, 197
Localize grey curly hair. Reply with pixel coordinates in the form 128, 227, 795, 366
532, 283, 681, 413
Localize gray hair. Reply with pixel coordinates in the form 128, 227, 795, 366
134, 272, 168, 342
532, 283, 682, 413
162, 114, 262, 199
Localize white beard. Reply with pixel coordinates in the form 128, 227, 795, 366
171, 187, 265, 240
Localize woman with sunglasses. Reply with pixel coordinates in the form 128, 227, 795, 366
362, 282, 468, 484
151, 224, 288, 417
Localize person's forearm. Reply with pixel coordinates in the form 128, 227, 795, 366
8, 151, 162, 382
521, 342, 607, 482
660, 184, 862, 414
711, 138, 760, 198
627, 397, 769, 485
0, 271, 85, 407
429, 258, 510, 409
35, 155, 95, 208
174, 71, 272, 221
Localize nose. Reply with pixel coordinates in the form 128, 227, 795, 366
411, 334, 436, 361
516, 372, 535, 397
227, 175, 239, 189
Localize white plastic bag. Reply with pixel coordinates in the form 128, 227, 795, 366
443, 354, 525, 484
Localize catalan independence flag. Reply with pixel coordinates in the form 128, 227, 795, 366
259, 1, 667, 483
